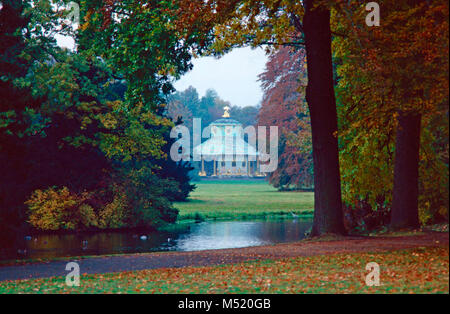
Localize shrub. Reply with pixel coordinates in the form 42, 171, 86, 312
26, 187, 87, 230
98, 187, 130, 229
79, 204, 99, 228
25, 160, 184, 231
343, 197, 390, 234
123, 166, 179, 228
194, 212, 205, 222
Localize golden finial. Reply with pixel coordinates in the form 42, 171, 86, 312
222, 105, 230, 118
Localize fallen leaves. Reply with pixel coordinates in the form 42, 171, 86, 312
0, 246, 448, 294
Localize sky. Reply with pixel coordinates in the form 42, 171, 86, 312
174, 47, 268, 108
56, 35, 268, 108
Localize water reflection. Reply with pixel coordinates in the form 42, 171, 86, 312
175, 221, 269, 251
0, 218, 312, 261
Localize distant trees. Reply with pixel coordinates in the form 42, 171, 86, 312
167, 86, 259, 129
230, 106, 259, 128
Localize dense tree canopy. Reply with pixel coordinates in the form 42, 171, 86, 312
0, 0, 197, 235
0, 0, 447, 238
333, 0, 449, 229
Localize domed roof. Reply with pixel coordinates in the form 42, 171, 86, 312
210, 117, 241, 125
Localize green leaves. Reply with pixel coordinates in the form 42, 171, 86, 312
79, 0, 197, 110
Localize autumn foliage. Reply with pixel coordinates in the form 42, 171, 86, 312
333, 0, 449, 227
258, 47, 313, 189
1, 0, 448, 236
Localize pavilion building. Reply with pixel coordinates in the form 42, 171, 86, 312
193, 107, 264, 177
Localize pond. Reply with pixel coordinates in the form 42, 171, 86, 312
0, 218, 313, 261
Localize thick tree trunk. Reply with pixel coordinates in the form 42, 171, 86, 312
303, 0, 346, 236
390, 112, 421, 230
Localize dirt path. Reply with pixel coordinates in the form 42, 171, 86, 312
0, 232, 447, 282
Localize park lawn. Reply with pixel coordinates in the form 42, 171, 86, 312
174, 179, 314, 221
1, 246, 447, 294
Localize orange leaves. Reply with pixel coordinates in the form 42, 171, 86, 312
335, 0, 449, 116
0, 245, 448, 293
25, 187, 96, 231
258, 46, 312, 189
334, 0, 449, 215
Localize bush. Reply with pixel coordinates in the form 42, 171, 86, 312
98, 186, 130, 229
123, 166, 179, 228
25, 160, 185, 231
343, 197, 390, 234
194, 212, 205, 222
26, 187, 91, 230
79, 204, 99, 228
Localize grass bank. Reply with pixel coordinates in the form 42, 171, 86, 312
174, 179, 314, 222
1, 246, 447, 293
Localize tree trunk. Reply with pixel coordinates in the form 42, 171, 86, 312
390, 112, 421, 230
303, 0, 346, 236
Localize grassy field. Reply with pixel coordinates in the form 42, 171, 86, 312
174, 179, 314, 222
1, 246, 447, 294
